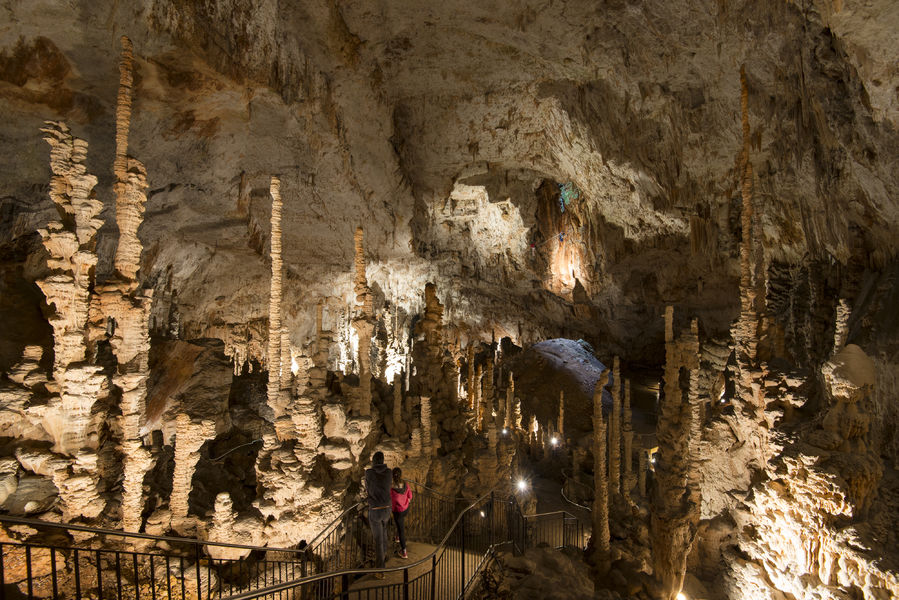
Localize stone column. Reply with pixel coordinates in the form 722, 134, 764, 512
609, 357, 621, 496
393, 373, 403, 434
504, 372, 514, 430
592, 368, 610, 572
420, 396, 432, 456
474, 364, 483, 429
467, 344, 476, 411
623, 378, 635, 498
267, 177, 284, 419
171, 415, 216, 528
558, 390, 565, 441
352, 226, 374, 416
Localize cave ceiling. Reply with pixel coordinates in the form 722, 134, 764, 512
1, 0, 897, 364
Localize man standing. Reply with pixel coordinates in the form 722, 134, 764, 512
365, 451, 393, 576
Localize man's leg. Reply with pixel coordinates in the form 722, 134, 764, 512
370, 509, 387, 568
378, 509, 392, 564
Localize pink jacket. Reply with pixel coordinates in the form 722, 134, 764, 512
391, 483, 413, 513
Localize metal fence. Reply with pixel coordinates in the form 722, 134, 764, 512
217, 492, 587, 600
0, 482, 464, 600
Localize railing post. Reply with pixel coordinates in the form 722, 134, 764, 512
460, 512, 466, 594
341, 573, 349, 600
403, 566, 410, 600
195, 542, 202, 599
431, 554, 437, 600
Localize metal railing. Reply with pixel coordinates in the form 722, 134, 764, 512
218, 490, 586, 600
0, 515, 310, 600
561, 469, 593, 510
0, 482, 466, 600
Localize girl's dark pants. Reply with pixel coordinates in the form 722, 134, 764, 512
393, 507, 409, 550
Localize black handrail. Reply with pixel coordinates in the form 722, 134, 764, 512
219, 486, 586, 600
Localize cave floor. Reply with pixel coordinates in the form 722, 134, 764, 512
350, 540, 483, 595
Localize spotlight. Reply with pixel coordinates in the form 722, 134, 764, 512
551, 437, 559, 446
517, 479, 528, 492
676, 593, 688, 600
479, 510, 485, 518
502, 428, 508, 435
651, 455, 657, 464
719, 389, 726, 404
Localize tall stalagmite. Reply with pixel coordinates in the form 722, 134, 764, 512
651, 307, 702, 600
98, 36, 154, 532
34, 121, 107, 519
609, 356, 621, 496
504, 372, 514, 429
558, 390, 564, 441
352, 226, 374, 416
267, 176, 284, 420
592, 368, 610, 572
623, 379, 635, 498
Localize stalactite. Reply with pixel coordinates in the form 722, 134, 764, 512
352, 226, 374, 416
514, 397, 522, 429
483, 355, 494, 430
592, 368, 610, 572
610, 357, 621, 496
267, 176, 284, 420
623, 379, 635, 498
529, 414, 539, 456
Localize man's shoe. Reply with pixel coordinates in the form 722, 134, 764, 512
398, 549, 408, 559
394, 536, 400, 543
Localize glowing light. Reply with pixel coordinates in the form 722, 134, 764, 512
676, 593, 688, 600
502, 428, 508, 435
551, 437, 559, 446
479, 510, 485, 518
290, 356, 299, 376
719, 389, 726, 403
517, 479, 528, 492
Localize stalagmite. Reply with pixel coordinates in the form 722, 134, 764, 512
638, 451, 647, 498
833, 298, 850, 351
393, 373, 403, 434
558, 390, 564, 441
592, 368, 610, 571
171, 414, 216, 527
467, 344, 476, 411
482, 355, 494, 430
267, 176, 284, 420
514, 397, 522, 430
410, 427, 422, 458
474, 363, 483, 429
529, 415, 539, 455
609, 356, 621, 496
352, 226, 374, 416
420, 396, 431, 455
504, 372, 514, 429
623, 379, 635, 498
651, 307, 701, 600
33, 121, 107, 519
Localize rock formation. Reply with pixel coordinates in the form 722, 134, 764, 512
609, 356, 621, 496
651, 307, 702, 600
592, 368, 610, 572
352, 226, 374, 417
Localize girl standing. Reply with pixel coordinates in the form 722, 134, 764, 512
390, 467, 413, 558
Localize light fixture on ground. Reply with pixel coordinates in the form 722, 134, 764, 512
551, 436, 559, 446
502, 428, 508, 435
517, 479, 528, 491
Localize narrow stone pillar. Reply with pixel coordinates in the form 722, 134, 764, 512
504, 372, 514, 429
393, 373, 403, 433
610, 357, 621, 496
593, 369, 610, 571
171, 415, 216, 526
420, 396, 432, 455
267, 177, 284, 420
638, 451, 647, 498
474, 364, 483, 429
467, 344, 476, 410
623, 378, 635, 498
834, 298, 850, 351
410, 427, 422, 458
352, 226, 374, 416
558, 390, 565, 441
514, 397, 522, 429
